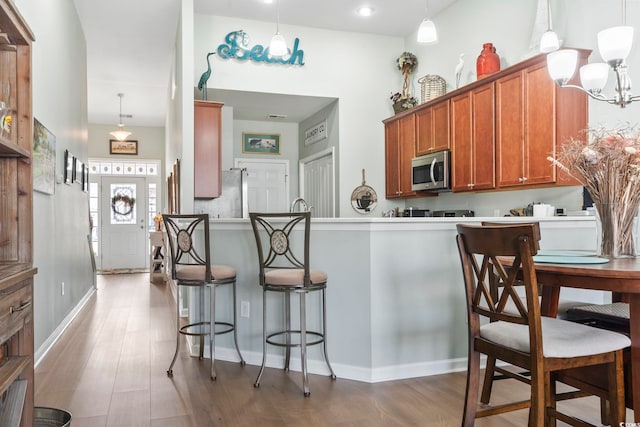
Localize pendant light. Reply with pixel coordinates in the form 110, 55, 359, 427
417, 0, 438, 44
269, 0, 288, 57
539, 0, 559, 53
109, 93, 131, 141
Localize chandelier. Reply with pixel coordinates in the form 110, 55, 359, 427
109, 93, 132, 141
546, 0, 637, 108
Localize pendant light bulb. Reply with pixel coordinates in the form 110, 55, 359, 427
269, 0, 288, 57
417, 1, 438, 44
109, 93, 132, 141
539, 0, 559, 53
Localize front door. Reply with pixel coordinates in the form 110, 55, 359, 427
100, 176, 147, 270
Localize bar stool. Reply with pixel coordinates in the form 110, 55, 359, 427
249, 211, 336, 396
163, 213, 245, 380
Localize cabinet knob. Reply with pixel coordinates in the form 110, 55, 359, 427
518, 177, 523, 183
467, 183, 474, 188
522, 177, 528, 182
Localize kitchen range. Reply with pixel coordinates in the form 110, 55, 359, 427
403, 208, 474, 217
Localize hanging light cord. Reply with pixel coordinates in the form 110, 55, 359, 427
546, 0, 553, 31
276, 0, 281, 34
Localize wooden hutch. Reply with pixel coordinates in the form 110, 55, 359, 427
0, 0, 35, 425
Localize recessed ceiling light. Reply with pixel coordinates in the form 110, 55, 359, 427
357, 6, 374, 17
263, 0, 274, 4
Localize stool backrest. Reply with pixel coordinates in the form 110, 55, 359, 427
163, 214, 211, 282
249, 212, 311, 286
456, 223, 543, 357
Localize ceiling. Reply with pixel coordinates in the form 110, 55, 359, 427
73, 0, 457, 128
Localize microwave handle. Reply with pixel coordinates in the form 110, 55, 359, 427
430, 157, 437, 184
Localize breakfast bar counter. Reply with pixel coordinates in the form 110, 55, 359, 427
187, 216, 604, 383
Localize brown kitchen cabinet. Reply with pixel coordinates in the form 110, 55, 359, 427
0, 1, 36, 425
194, 100, 223, 199
415, 98, 450, 155
385, 114, 417, 198
496, 52, 588, 188
451, 83, 496, 192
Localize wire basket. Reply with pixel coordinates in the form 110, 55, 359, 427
34, 407, 72, 427
418, 74, 446, 103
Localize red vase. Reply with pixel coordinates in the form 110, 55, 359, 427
476, 43, 500, 78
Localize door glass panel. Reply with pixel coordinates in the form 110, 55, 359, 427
110, 183, 136, 225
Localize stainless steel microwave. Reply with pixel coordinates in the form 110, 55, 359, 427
411, 150, 451, 192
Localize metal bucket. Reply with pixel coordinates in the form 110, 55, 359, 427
34, 407, 72, 427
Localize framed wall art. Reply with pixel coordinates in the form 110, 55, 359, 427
242, 132, 280, 155
32, 118, 56, 195
73, 157, 83, 184
64, 149, 73, 185
109, 139, 138, 155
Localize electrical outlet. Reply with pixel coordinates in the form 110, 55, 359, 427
241, 301, 250, 318
61, 282, 65, 296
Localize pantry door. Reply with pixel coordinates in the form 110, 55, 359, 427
100, 176, 147, 270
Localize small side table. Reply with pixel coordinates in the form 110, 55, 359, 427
149, 230, 166, 283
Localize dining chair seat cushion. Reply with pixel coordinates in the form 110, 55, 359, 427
480, 316, 630, 358
175, 264, 236, 282
264, 269, 327, 286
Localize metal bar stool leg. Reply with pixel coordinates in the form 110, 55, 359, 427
284, 292, 291, 371
300, 291, 310, 396
167, 284, 181, 377
210, 284, 216, 380
322, 288, 336, 380
254, 287, 268, 388
231, 280, 245, 365
198, 286, 205, 360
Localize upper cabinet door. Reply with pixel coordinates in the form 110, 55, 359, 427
194, 101, 223, 199
415, 98, 450, 156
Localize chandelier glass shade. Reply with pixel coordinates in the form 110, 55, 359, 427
546, 0, 638, 108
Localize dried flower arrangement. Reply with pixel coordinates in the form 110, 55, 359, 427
549, 126, 640, 257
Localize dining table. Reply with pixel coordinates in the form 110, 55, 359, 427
525, 255, 640, 421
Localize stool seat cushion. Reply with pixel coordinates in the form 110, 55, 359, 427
480, 316, 630, 358
175, 264, 236, 281
265, 269, 327, 286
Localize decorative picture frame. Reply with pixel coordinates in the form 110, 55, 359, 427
82, 164, 88, 192
32, 118, 56, 195
109, 139, 138, 155
73, 157, 83, 184
242, 132, 280, 155
64, 149, 73, 185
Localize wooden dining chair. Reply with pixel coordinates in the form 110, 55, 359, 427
456, 223, 630, 426
478, 220, 598, 406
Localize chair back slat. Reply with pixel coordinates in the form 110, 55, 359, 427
456, 223, 543, 355
249, 212, 311, 285
163, 214, 211, 282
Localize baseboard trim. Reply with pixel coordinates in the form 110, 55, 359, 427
34, 286, 97, 368
189, 345, 469, 384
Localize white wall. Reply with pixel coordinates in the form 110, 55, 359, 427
14, 0, 94, 352
193, 15, 404, 217
88, 124, 165, 161
186, 1, 640, 218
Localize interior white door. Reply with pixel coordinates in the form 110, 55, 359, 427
235, 159, 289, 212
100, 176, 147, 270
302, 152, 334, 217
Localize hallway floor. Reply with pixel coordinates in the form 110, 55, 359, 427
34, 273, 611, 426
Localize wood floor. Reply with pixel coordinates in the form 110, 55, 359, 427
34, 273, 615, 426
